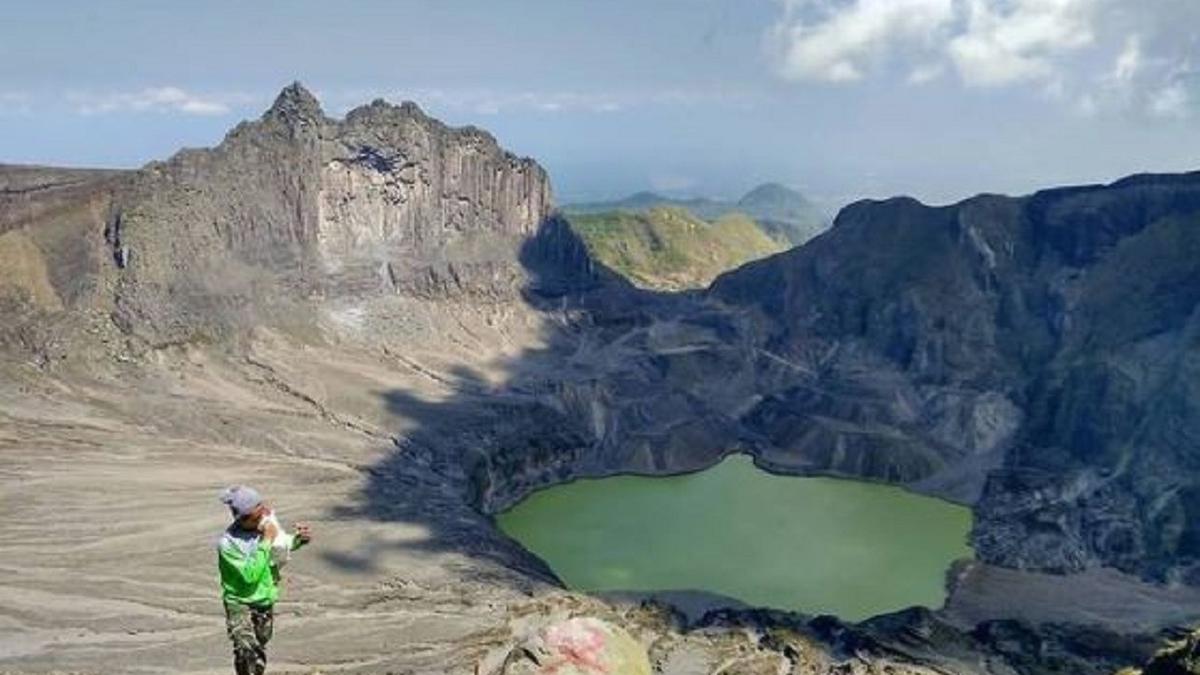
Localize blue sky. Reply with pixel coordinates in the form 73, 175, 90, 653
2, 1, 1199, 208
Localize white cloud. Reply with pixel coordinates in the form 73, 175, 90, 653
947, 0, 1100, 86
69, 87, 234, 116
1148, 81, 1189, 117
766, 0, 1200, 119
1086, 31, 1195, 119
463, 91, 621, 115
0, 91, 32, 115
1111, 34, 1142, 83
908, 63, 947, 84
768, 0, 955, 83
1074, 92, 1099, 116
768, 0, 1103, 87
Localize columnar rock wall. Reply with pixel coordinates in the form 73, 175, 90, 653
101, 84, 561, 347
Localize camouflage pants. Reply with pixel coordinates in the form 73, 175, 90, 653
224, 601, 274, 675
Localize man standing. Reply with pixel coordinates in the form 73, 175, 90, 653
217, 486, 312, 675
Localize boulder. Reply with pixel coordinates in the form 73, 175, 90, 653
485, 616, 651, 675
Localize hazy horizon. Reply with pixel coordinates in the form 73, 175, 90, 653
2, 1, 1198, 211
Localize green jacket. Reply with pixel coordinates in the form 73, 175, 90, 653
217, 525, 305, 606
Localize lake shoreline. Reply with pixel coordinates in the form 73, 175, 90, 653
497, 453, 974, 623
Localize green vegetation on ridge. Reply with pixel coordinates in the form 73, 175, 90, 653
565, 182, 829, 246
567, 206, 786, 291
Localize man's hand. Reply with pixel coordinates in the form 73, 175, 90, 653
294, 523, 313, 545
259, 519, 281, 543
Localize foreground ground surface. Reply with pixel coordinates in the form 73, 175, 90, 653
0, 319, 535, 673
2, 311, 1197, 674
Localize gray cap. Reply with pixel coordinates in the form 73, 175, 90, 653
219, 485, 262, 517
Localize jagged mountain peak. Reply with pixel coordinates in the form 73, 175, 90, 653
57, 85, 566, 349
341, 96, 498, 145
263, 80, 325, 126
344, 96, 429, 123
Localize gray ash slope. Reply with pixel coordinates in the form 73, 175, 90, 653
1, 82, 1199, 673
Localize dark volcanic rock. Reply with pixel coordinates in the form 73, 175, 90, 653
692, 605, 1166, 675
710, 173, 1200, 582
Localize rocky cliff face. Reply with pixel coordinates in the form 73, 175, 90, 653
96, 83, 572, 348
0, 164, 128, 364
710, 174, 1200, 583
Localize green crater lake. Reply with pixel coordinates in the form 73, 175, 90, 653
497, 454, 974, 622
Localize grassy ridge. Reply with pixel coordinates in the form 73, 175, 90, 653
567, 206, 786, 291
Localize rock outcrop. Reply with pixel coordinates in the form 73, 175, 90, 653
0, 164, 128, 364
101, 83, 579, 349
710, 174, 1200, 583
480, 616, 652, 675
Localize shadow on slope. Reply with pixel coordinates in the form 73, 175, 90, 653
317, 214, 700, 585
